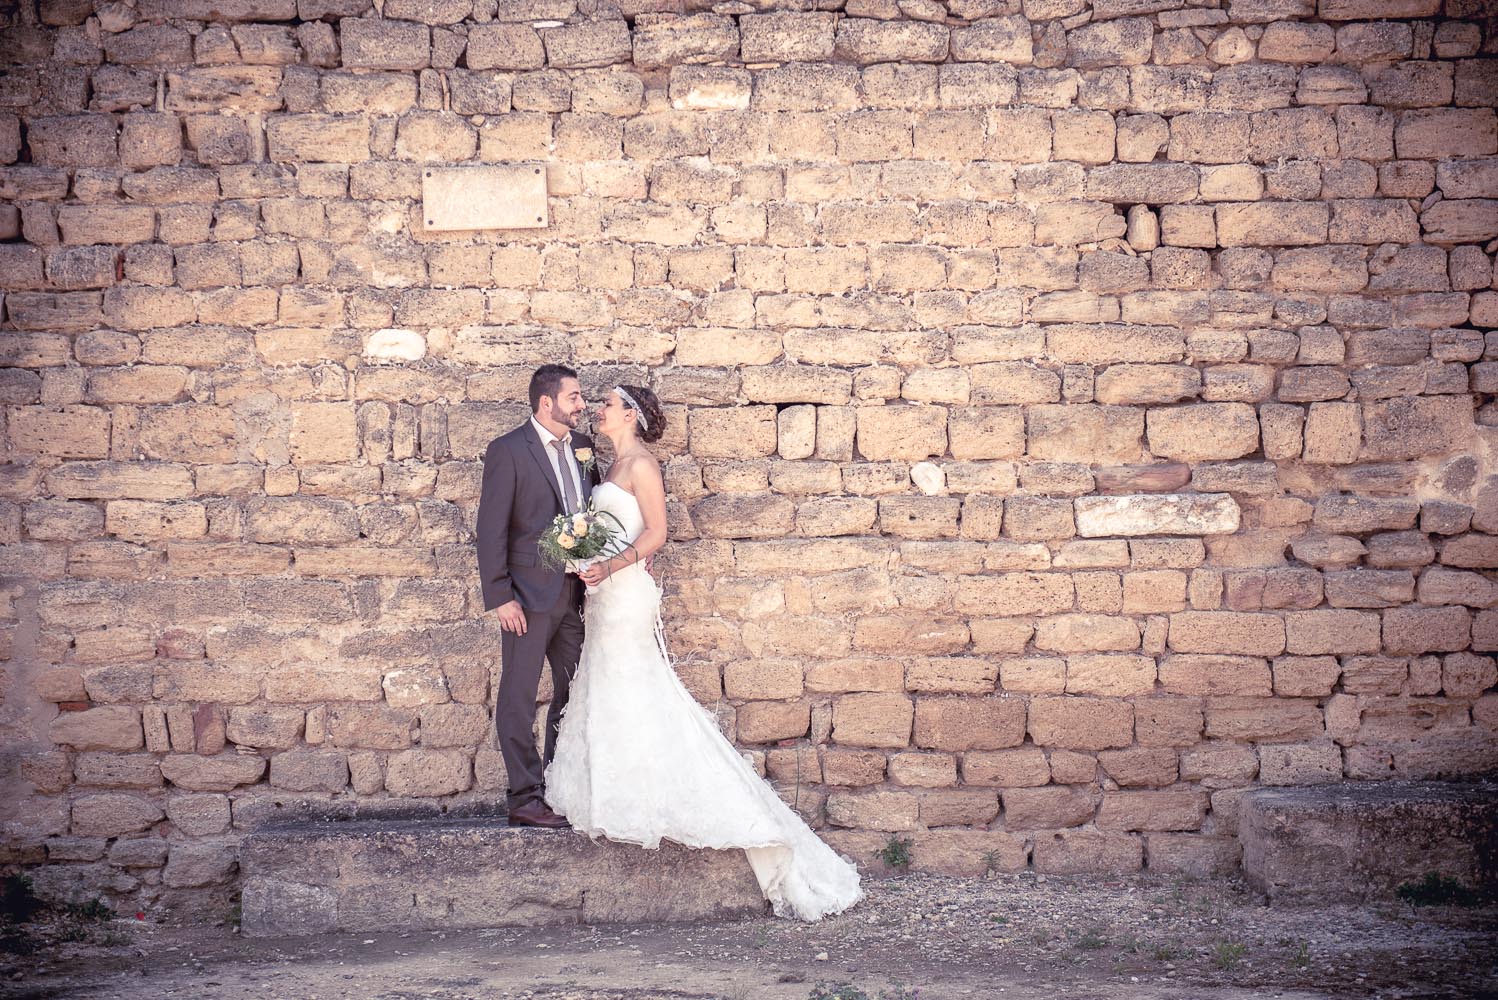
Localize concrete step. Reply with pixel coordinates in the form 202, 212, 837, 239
1239, 780, 1498, 903
240, 816, 766, 937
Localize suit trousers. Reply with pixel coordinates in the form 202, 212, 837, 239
496, 576, 583, 810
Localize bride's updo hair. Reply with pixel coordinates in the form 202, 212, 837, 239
619, 385, 665, 444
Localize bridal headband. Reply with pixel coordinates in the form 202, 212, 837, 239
613, 386, 649, 432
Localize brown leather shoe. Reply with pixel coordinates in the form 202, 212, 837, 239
508, 800, 569, 829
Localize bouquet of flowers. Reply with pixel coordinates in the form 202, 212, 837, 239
538, 504, 633, 593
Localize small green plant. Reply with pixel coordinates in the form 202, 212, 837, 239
878, 987, 919, 1000
1396, 872, 1483, 908
65, 898, 115, 923
876, 835, 913, 870
979, 849, 1005, 874
1152, 941, 1184, 962
1289, 938, 1309, 970
1072, 926, 1108, 951
1212, 940, 1248, 970
809, 986, 870, 1000
808, 986, 917, 1000
1117, 933, 1144, 955
988, 913, 1009, 925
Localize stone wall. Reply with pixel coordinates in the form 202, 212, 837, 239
2, 0, 1497, 913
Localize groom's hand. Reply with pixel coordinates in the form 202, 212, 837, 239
495, 599, 527, 636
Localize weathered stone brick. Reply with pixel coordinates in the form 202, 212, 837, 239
466, 23, 544, 71
340, 17, 429, 70
49, 706, 142, 752
267, 115, 371, 163
1028, 696, 1133, 750
914, 697, 1026, 751
1145, 404, 1258, 462
836, 19, 949, 64
543, 20, 631, 69
1217, 203, 1329, 247
633, 14, 738, 68
832, 693, 913, 749
1168, 612, 1285, 656
740, 13, 836, 62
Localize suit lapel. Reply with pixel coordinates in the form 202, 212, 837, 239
523, 421, 565, 512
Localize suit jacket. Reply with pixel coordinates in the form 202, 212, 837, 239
476, 421, 600, 612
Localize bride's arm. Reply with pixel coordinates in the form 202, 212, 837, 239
605, 457, 668, 577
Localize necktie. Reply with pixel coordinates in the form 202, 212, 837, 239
550, 437, 578, 515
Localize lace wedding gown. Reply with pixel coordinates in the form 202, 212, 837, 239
544, 481, 864, 922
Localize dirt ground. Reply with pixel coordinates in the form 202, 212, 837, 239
2, 872, 1495, 1000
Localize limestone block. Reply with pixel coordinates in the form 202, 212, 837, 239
340, 17, 429, 70
831, 692, 914, 748
1278, 610, 1380, 656
1384, 606, 1472, 655
384, 748, 471, 797
1001, 786, 1100, 829
1028, 696, 1133, 750
1068, 17, 1152, 69
686, 404, 778, 458
8, 406, 110, 459
835, 18, 949, 64
633, 14, 738, 69
269, 751, 349, 793
1098, 748, 1178, 788
226, 707, 305, 750
165, 793, 231, 837
826, 789, 920, 831
949, 16, 1032, 64
1395, 109, 1497, 160
855, 405, 946, 462
1443, 652, 1497, 698
466, 23, 544, 71
161, 754, 267, 792
1097, 789, 1207, 831
543, 20, 632, 69
1026, 404, 1143, 464
267, 114, 371, 163
1168, 612, 1285, 656
740, 13, 836, 62
71, 793, 163, 837
1147, 403, 1258, 462
914, 697, 1026, 751
49, 706, 142, 752
1217, 202, 1328, 247
1075, 494, 1240, 537
1086, 163, 1198, 204
164, 840, 238, 888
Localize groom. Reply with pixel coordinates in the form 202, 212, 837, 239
476, 364, 600, 829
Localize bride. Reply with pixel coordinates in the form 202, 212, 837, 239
544, 385, 864, 922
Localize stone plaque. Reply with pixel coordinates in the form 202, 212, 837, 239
422, 164, 548, 231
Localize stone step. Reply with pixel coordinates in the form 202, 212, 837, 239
1239, 780, 1498, 903
240, 816, 766, 937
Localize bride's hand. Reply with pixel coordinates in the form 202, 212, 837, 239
578, 561, 611, 587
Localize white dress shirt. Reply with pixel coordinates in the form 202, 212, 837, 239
531, 416, 585, 509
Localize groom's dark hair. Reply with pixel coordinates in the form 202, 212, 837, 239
529, 364, 578, 412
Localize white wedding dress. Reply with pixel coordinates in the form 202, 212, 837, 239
544, 481, 864, 922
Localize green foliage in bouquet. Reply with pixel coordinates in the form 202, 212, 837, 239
537, 505, 636, 571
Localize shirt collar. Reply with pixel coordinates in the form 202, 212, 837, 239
530, 415, 569, 449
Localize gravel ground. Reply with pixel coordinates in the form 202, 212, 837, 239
3, 872, 1495, 1000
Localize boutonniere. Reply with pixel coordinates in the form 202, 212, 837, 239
573, 446, 595, 477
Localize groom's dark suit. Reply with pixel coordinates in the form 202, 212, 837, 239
476, 419, 599, 811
